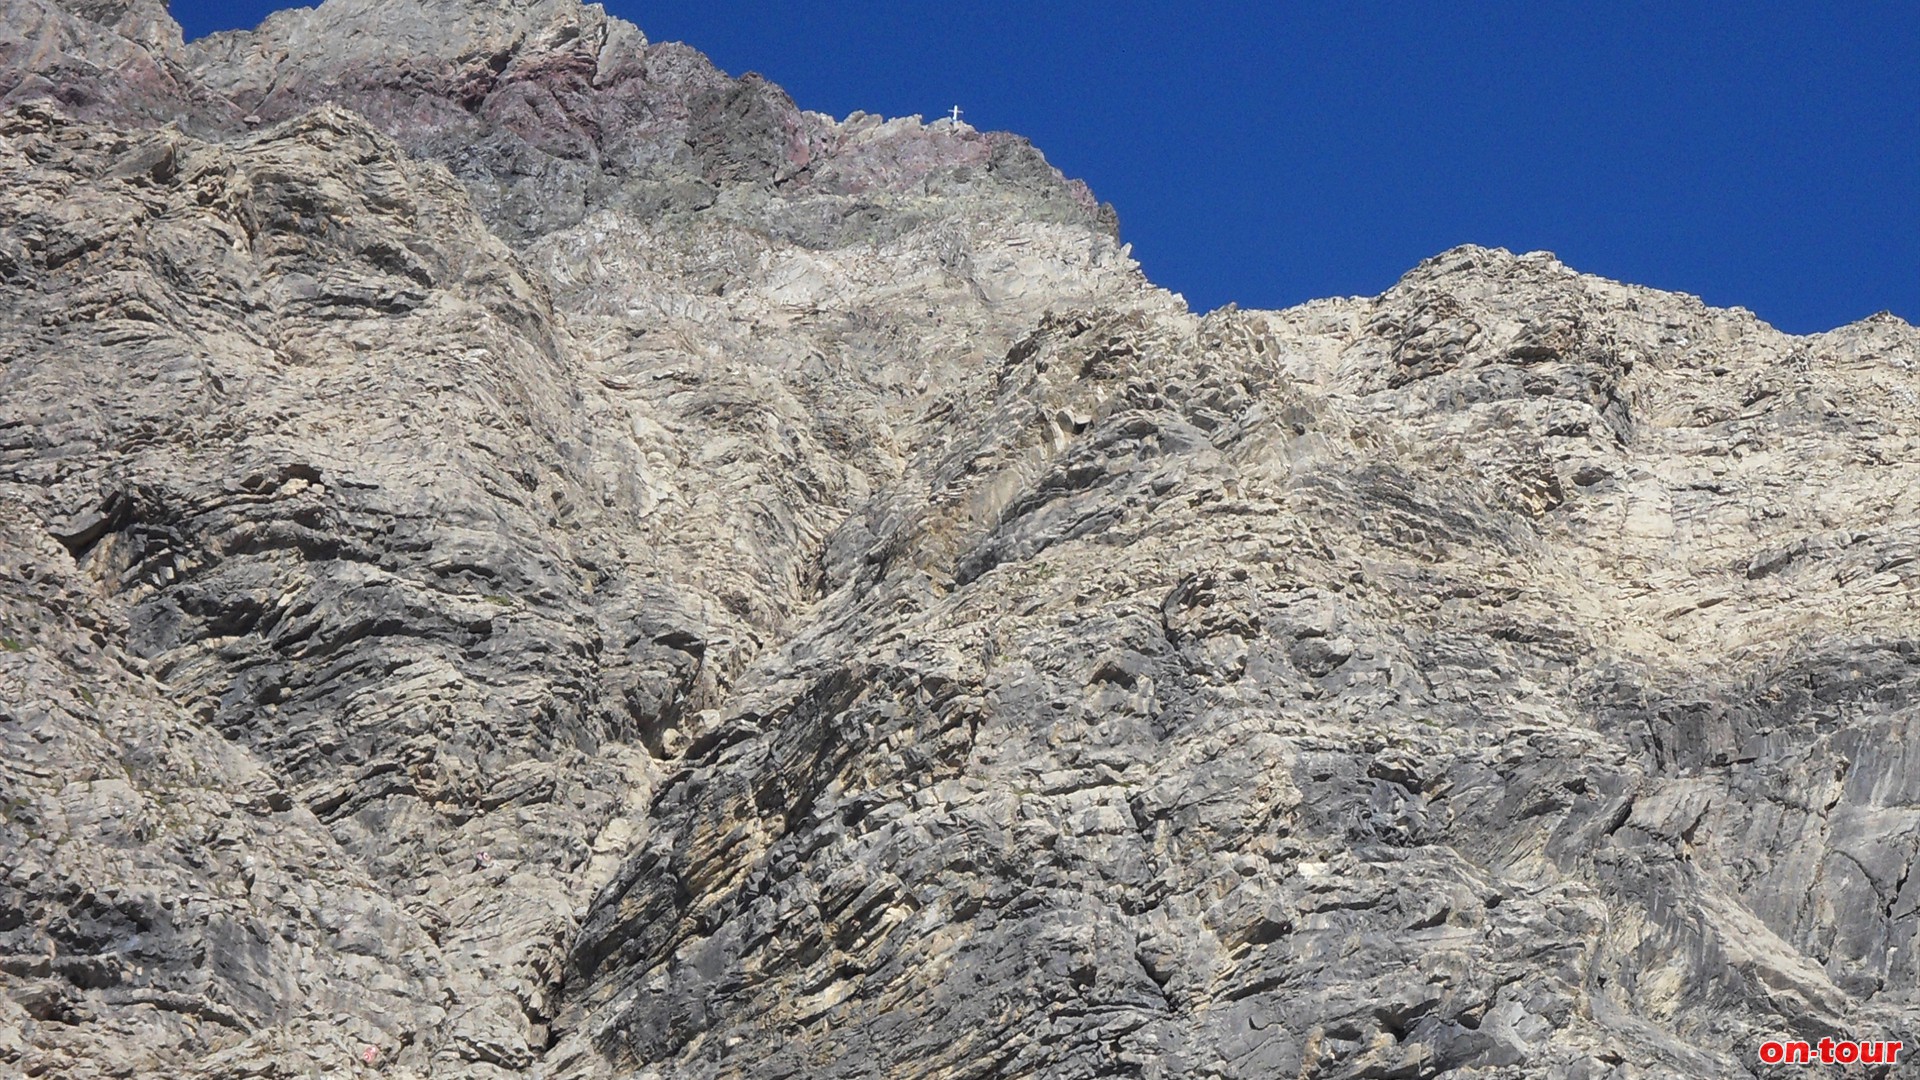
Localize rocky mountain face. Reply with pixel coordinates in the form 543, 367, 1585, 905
1, 2, 1916, 1078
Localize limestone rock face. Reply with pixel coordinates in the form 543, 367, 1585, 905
2, 2, 1917, 1079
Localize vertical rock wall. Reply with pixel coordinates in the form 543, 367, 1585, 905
1, 3, 1917, 1078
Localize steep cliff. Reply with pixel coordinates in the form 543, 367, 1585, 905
2, 3, 1917, 1078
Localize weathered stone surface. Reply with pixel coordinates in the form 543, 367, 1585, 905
2, 2, 1918, 1078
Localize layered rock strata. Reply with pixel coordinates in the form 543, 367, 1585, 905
2, 2, 1917, 1078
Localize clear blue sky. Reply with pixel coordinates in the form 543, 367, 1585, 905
173, 2, 1917, 333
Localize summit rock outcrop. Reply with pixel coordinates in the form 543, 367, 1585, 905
2, 3, 1917, 1078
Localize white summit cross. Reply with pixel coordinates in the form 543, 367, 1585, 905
949, 105, 964, 124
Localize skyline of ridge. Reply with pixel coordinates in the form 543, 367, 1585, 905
169, 0, 1918, 335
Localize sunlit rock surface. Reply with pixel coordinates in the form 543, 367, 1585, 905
2, 2, 1917, 1077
